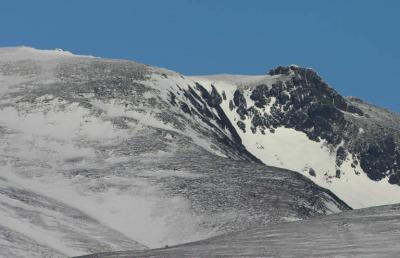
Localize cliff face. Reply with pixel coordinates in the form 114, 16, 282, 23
190, 66, 400, 208
266, 66, 400, 184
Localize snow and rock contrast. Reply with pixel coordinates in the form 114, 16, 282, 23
190, 66, 400, 208
0, 47, 399, 257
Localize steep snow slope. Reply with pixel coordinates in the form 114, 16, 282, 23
0, 47, 349, 257
190, 69, 400, 208
80, 203, 400, 258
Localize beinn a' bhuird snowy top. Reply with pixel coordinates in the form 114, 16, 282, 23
0, 47, 399, 257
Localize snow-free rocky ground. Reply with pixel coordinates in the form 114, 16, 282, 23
0, 47, 399, 257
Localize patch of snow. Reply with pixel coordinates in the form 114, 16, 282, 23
0, 104, 128, 141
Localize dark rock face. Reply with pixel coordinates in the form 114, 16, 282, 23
237, 121, 246, 133
221, 91, 227, 100
268, 65, 292, 76
229, 65, 400, 185
168, 91, 177, 106
229, 100, 234, 111
233, 89, 247, 120
179, 101, 191, 114
210, 85, 223, 107
336, 146, 347, 167
249, 66, 363, 144
359, 135, 400, 181
177, 83, 261, 163
389, 174, 400, 184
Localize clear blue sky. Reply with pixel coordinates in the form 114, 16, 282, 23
1, 0, 399, 111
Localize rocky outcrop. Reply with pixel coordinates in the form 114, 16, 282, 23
224, 65, 400, 185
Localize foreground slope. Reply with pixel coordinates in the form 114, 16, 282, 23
0, 47, 349, 257
77, 203, 400, 258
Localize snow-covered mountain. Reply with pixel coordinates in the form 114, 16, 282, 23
0, 47, 399, 257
